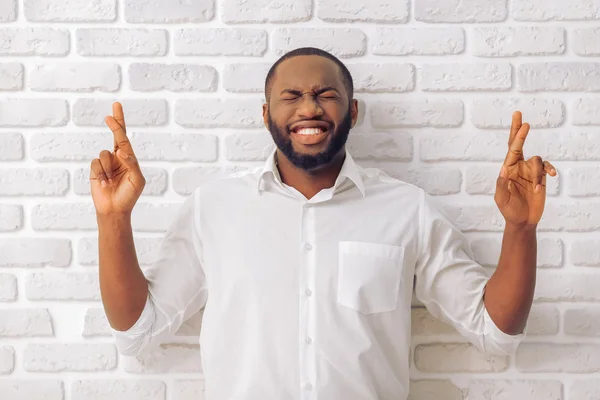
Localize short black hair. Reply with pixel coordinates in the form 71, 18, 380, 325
264, 47, 354, 104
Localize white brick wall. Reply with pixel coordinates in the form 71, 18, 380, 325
1, 1, 599, 399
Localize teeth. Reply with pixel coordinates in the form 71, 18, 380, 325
296, 128, 324, 135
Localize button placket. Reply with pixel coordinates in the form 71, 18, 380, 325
299, 204, 316, 399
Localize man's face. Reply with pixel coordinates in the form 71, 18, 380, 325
263, 55, 359, 171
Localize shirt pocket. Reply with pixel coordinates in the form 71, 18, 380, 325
337, 241, 405, 315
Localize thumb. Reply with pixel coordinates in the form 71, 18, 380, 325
494, 166, 511, 208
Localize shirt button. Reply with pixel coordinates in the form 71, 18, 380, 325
304, 243, 313, 251
305, 288, 312, 297
305, 383, 313, 391
306, 336, 312, 344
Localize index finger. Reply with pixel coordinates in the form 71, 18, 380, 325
105, 115, 136, 157
504, 122, 530, 166
112, 102, 126, 149
509, 110, 522, 146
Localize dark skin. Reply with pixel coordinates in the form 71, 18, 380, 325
92, 55, 556, 336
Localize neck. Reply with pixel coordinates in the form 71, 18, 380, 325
275, 149, 346, 200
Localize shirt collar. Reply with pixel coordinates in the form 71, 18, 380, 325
257, 149, 366, 197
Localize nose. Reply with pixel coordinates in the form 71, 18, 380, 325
296, 95, 324, 120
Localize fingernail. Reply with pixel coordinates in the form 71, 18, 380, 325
108, 178, 114, 186
101, 180, 107, 188
536, 184, 541, 193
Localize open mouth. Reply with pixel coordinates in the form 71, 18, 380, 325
289, 124, 331, 145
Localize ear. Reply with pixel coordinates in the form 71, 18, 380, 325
262, 103, 269, 130
350, 99, 359, 128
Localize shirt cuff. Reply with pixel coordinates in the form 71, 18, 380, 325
111, 294, 154, 339
482, 305, 526, 354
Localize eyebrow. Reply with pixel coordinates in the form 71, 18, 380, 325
280, 86, 340, 96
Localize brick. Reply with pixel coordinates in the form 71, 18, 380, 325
175, 29, 266, 56
0, 99, 68, 127
131, 203, 183, 232
77, 29, 167, 56
173, 380, 205, 400
415, 0, 507, 22
573, 98, 600, 126
318, 0, 408, 22
82, 308, 111, 337
72, 99, 167, 126
420, 63, 511, 91
0, 238, 71, 267
524, 132, 600, 161
538, 203, 600, 231
173, 166, 250, 195
128, 133, 218, 162
346, 132, 412, 161
0, 309, 53, 337
0, 204, 22, 231
32, 203, 96, 230
74, 167, 167, 196
372, 99, 463, 128
471, 98, 565, 128
175, 98, 263, 128
375, 166, 461, 196
372, 27, 464, 55
535, 272, 600, 301
225, 133, 276, 161
26, 272, 100, 300
223, 0, 310, 23
472, 27, 565, 57
0, 346, 14, 374
223, 63, 270, 93
468, 380, 562, 400
273, 28, 366, 58
125, 0, 213, 22
0, 0, 16, 21
420, 132, 504, 162
465, 166, 559, 196
0, 133, 23, 161
0, 63, 23, 90
565, 308, 600, 336
470, 237, 563, 268
513, 0, 600, 21
124, 344, 201, 373
415, 343, 508, 372
517, 343, 600, 372
30, 63, 120, 92
571, 239, 600, 266
32, 133, 110, 162
24, 0, 116, 21
24, 344, 116, 372
0, 380, 64, 399
444, 204, 504, 232
0, 274, 17, 301
0, 168, 69, 196
129, 64, 217, 92
569, 380, 600, 400
0, 28, 69, 56
78, 237, 162, 266
526, 305, 560, 335
574, 28, 600, 56
411, 307, 457, 336
72, 380, 165, 400
568, 167, 600, 196
518, 63, 600, 92
408, 380, 463, 400
348, 63, 414, 93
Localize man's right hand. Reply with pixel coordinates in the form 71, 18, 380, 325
91, 102, 146, 216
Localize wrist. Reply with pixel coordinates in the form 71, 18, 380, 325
505, 220, 537, 234
97, 212, 132, 227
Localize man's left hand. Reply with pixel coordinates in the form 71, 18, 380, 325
494, 111, 558, 227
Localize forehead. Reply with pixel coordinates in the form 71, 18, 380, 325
272, 55, 344, 91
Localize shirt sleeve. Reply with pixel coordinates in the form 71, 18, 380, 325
111, 188, 208, 357
413, 189, 525, 355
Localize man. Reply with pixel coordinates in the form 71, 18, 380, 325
91, 47, 557, 399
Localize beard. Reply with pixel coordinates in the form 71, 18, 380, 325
267, 109, 353, 171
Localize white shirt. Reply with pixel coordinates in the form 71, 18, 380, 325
113, 149, 524, 400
